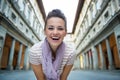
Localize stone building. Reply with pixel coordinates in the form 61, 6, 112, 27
74, 0, 120, 70
0, 0, 45, 70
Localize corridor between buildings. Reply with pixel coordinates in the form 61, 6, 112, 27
0, 0, 120, 80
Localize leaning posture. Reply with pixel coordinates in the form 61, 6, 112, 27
29, 9, 76, 80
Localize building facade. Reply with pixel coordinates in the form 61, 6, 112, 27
0, 0, 45, 70
74, 0, 120, 70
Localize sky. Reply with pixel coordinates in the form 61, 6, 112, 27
42, 0, 79, 33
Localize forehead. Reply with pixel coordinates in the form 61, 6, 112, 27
47, 17, 65, 25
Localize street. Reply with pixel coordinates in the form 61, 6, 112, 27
68, 70, 120, 80
0, 70, 120, 80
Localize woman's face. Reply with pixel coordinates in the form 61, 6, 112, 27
45, 17, 67, 48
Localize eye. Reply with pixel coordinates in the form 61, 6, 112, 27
57, 27, 65, 30
47, 26, 54, 30
48, 27, 54, 30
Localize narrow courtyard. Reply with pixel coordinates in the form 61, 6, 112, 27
0, 70, 120, 80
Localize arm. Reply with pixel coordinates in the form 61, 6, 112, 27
60, 65, 73, 80
31, 64, 45, 80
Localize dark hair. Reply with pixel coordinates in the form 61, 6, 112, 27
44, 9, 67, 31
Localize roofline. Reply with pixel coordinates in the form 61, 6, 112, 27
72, 0, 84, 34
37, 0, 46, 21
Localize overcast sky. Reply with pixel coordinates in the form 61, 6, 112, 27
42, 0, 79, 33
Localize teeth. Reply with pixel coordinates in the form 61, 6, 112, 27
52, 37, 59, 39
52, 37, 59, 40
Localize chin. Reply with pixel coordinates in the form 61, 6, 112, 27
51, 42, 61, 47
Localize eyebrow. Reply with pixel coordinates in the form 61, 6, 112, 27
47, 25, 65, 28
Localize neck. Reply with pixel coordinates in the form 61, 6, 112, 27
51, 46, 58, 58
51, 46, 57, 53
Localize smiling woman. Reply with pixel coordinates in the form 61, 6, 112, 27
29, 9, 76, 80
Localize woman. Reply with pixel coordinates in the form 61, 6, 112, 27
29, 9, 76, 80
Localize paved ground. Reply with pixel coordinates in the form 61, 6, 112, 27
68, 70, 120, 80
0, 70, 36, 80
0, 70, 120, 80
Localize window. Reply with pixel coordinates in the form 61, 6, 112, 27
34, 20, 37, 30
37, 26, 40, 33
20, 1, 25, 11
97, 20, 101, 28
90, 5, 93, 16
26, 29, 28, 33
20, 22, 23, 28
96, 0, 103, 10
93, 28, 96, 32
85, 15, 89, 28
30, 10, 33, 26
98, 21, 101, 25
32, 35, 34, 39
81, 25, 84, 34
82, 22, 86, 33
92, 2, 97, 18
104, 11, 109, 18
11, 12, 16, 21
87, 10, 92, 26
27, 6, 31, 20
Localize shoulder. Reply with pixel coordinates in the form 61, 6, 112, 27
63, 42, 76, 60
29, 41, 43, 65
30, 41, 43, 53
29, 41, 44, 57
64, 42, 76, 55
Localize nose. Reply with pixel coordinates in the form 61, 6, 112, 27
53, 28, 58, 34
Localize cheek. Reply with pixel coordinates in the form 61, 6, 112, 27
44, 30, 50, 36
61, 32, 66, 37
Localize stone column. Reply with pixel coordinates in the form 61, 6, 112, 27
86, 53, 89, 69
114, 24, 120, 60
92, 46, 99, 70
106, 38, 114, 70
0, 25, 6, 69
15, 43, 23, 70
80, 55, 84, 69
76, 56, 80, 69
89, 50, 92, 70
0, 37, 3, 69
73, 56, 80, 70
23, 47, 29, 70
99, 43, 106, 70
83, 53, 86, 70
7, 39, 16, 70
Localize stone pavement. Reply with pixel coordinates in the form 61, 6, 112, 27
0, 70, 120, 80
68, 70, 120, 80
0, 70, 36, 80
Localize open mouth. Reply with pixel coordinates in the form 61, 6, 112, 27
52, 37, 60, 40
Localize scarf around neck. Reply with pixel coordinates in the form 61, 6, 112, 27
41, 38, 65, 80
